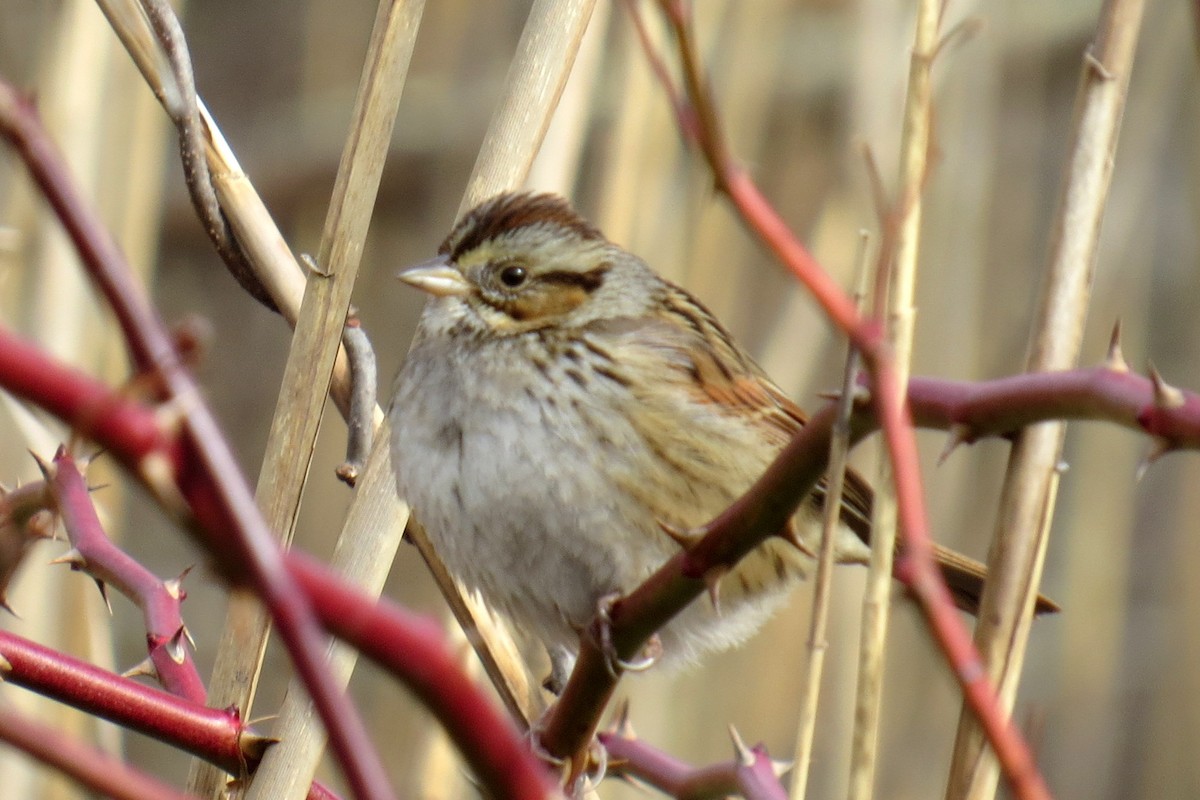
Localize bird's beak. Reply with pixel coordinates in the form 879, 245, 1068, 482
396, 256, 472, 297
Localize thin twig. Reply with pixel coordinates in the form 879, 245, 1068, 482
136, 0, 273, 309
336, 314, 377, 486
94, 0, 366, 421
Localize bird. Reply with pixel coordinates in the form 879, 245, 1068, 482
389, 191, 1051, 687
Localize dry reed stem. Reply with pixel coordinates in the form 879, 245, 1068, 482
526, 1, 611, 195
457, 0, 599, 215
243, 442, 412, 800
849, 1, 939, 797
91, 0, 366, 415
186, 3, 427, 799
200, 8, 616, 788
594, 8, 674, 251
790, 231, 871, 798
945, 1, 1148, 797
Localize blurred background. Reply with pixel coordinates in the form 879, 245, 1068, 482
1, 1, 1198, 798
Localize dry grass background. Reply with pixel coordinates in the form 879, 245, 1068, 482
0, 1, 1197, 798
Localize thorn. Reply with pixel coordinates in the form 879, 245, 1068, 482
1136, 438, 1172, 481
170, 314, 214, 369
778, 521, 816, 558
94, 579, 112, 614
610, 771, 642, 789
301, 252, 332, 278
0, 597, 18, 618
1084, 48, 1114, 81
245, 713, 280, 729
166, 626, 189, 664
0, 651, 11, 675
222, 778, 248, 797
86, 483, 111, 493
138, 452, 185, 514
770, 757, 795, 778
49, 548, 85, 570
1149, 363, 1185, 409
938, 424, 972, 465
728, 724, 755, 767
1105, 321, 1128, 372
182, 624, 197, 651
237, 731, 279, 762
121, 656, 157, 681
164, 565, 193, 600
704, 566, 726, 614
657, 519, 696, 549
29, 449, 54, 481
82, 448, 107, 470
27, 511, 56, 540
815, 389, 841, 402
608, 698, 636, 739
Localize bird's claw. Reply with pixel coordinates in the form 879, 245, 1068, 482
593, 593, 662, 678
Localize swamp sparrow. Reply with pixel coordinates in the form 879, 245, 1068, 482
390, 192, 1042, 681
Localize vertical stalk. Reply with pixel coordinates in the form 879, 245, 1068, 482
848, 1, 939, 797
194, 3, 426, 799
791, 233, 870, 798
945, 2, 1147, 798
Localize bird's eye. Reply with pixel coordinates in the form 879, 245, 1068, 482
498, 264, 527, 288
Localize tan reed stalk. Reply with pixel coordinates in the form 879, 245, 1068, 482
848, 1, 940, 797
526, 0, 611, 196
91, 0, 368, 417
592, 7, 676, 253
686, 0, 784, 328
240, 441, 412, 800
945, 2, 1148, 798
791, 231, 871, 798
457, 0, 599, 214
1049, 4, 1183, 791
256, 6, 600, 787
182, 4, 427, 800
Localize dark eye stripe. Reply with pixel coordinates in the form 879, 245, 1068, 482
537, 263, 610, 293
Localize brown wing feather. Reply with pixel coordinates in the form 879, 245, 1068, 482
653, 282, 1058, 617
